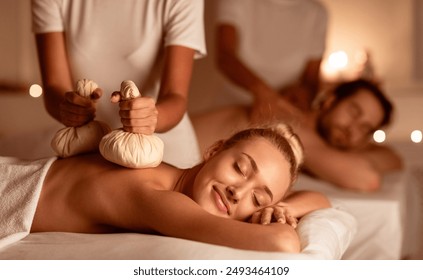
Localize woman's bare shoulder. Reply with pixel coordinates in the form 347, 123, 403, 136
47, 153, 182, 191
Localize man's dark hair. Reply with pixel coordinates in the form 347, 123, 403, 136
332, 79, 393, 127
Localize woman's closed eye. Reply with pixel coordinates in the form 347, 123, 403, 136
253, 191, 271, 208
253, 193, 262, 207
234, 160, 248, 177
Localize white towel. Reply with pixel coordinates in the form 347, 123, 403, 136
0, 156, 56, 249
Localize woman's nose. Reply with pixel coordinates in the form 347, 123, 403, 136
226, 185, 240, 204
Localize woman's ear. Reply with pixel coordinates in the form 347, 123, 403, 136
203, 140, 225, 161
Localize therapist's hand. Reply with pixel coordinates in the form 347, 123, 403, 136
112, 92, 158, 135
60, 88, 102, 127
249, 84, 281, 124
279, 83, 314, 112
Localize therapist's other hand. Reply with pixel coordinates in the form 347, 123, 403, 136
249, 85, 280, 124
60, 88, 102, 127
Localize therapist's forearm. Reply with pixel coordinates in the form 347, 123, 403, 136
42, 86, 68, 123
283, 191, 331, 218
155, 93, 187, 133
217, 51, 271, 100
36, 32, 73, 123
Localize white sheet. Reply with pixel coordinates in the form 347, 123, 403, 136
295, 172, 406, 259
0, 208, 356, 260
392, 143, 423, 259
294, 142, 423, 260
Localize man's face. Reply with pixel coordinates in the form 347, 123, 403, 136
316, 88, 385, 150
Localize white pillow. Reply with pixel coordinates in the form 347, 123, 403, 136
297, 207, 357, 259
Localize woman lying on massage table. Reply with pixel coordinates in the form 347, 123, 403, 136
29, 124, 330, 253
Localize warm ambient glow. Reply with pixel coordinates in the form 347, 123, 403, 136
321, 50, 349, 81
373, 130, 386, 143
410, 130, 422, 143
328, 51, 349, 69
29, 84, 43, 98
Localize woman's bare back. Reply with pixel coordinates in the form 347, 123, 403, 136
31, 153, 183, 234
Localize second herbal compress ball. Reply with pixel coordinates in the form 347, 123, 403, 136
99, 80, 164, 168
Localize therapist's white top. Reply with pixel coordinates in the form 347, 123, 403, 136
32, 0, 206, 168
215, 0, 328, 106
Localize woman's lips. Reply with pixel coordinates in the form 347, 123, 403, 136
213, 186, 230, 215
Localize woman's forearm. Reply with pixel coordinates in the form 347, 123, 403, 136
283, 191, 331, 218
176, 211, 301, 252
116, 188, 300, 252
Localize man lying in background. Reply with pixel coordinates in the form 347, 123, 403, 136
193, 79, 403, 192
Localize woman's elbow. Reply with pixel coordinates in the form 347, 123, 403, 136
280, 233, 301, 253
268, 224, 301, 253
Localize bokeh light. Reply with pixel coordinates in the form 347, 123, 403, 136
29, 84, 43, 98
410, 130, 422, 143
373, 130, 386, 143
327, 51, 349, 70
